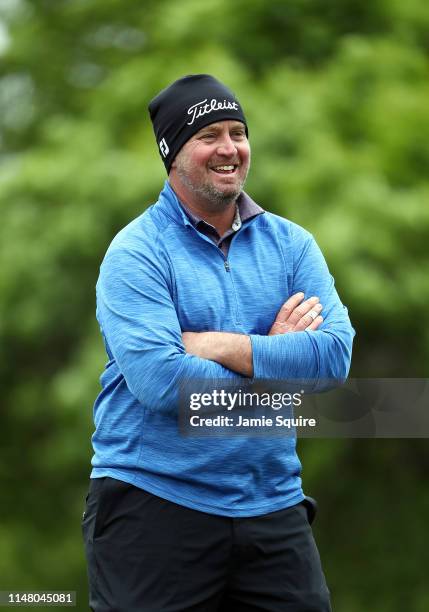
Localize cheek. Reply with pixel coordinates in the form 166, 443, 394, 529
185, 142, 212, 163
239, 145, 250, 166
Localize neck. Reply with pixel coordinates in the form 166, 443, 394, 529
169, 177, 238, 236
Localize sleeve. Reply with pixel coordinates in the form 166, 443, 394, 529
96, 244, 239, 413
249, 228, 355, 387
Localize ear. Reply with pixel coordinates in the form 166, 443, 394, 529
168, 163, 177, 179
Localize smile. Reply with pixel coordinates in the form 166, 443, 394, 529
210, 165, 238, 174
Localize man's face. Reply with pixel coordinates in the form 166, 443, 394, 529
171, 120, 250, 208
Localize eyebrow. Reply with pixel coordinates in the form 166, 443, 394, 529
197, 122, 245, 135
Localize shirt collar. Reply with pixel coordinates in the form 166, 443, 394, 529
172, 185, 264, 233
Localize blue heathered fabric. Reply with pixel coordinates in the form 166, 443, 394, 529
90, 180, 355, 517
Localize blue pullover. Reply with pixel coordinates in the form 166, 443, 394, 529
91, 181, 355, 516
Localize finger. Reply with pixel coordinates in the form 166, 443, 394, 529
306, 315, 323, 331
274, 292, 305, 324
293, 303, 323, 331
288, 296, 320, 327
268, 321, 293, 336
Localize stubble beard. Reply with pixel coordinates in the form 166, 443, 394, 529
175, 158, 249, 211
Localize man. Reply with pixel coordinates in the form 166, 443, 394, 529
82, 74, 354, 611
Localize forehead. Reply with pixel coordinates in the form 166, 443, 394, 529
193, 120, 246, 135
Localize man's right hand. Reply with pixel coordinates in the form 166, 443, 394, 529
268, 292, 323, 336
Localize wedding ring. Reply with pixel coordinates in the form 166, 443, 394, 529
307, 309, 318, 321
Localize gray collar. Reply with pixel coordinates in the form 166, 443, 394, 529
178, 191, 264, 234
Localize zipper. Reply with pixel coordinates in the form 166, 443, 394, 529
184, 215, 261, 326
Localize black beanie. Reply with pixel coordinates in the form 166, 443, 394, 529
148, 74, 248, 173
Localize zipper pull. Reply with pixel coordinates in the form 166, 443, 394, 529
224, 260, 230, 272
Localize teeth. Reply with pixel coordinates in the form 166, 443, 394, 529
214, 165, 235, 171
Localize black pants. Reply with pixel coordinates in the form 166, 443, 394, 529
82, 478, 331, 612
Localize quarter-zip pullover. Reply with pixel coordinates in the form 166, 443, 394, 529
91, 181, 354, 516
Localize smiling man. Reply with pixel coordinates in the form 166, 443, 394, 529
82, 74, 355, 611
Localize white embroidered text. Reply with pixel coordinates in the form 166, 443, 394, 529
187, 99, 239, 126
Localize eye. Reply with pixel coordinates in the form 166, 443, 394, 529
199, 133, 216, 141
231, 131, 246, 140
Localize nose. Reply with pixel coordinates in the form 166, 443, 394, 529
216, 134, 237, 157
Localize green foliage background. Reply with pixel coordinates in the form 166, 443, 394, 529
1, 1, 428, 610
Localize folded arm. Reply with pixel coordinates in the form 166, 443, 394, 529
96, 246, 240, 414
183, 232, 355, 386
183, 293, 323, 376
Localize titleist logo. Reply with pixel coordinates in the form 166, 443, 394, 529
187, 98, 239, 126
